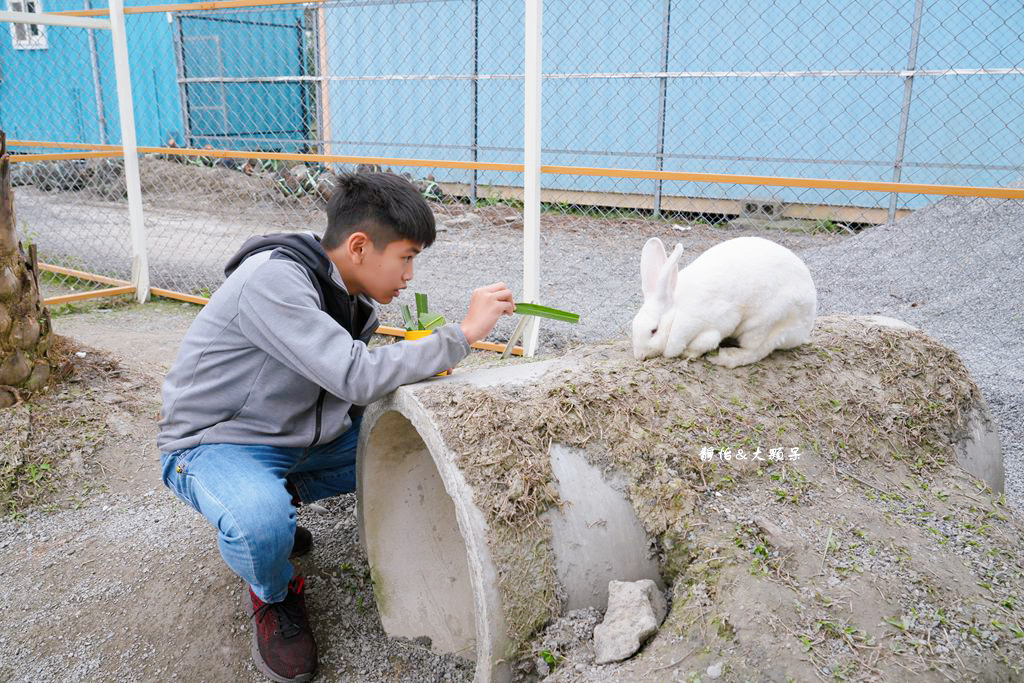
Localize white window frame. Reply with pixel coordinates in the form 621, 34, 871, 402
8, 0, 48, 50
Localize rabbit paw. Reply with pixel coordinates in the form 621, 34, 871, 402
708, 347, 755, 369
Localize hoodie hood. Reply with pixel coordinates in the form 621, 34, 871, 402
225, 232, 378, 341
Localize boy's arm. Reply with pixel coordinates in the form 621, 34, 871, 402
237, 259, 470, 405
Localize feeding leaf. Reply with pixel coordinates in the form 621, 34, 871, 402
420, 312, 446, 330
514, 302, 579, 324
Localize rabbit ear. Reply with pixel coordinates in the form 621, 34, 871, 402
640, 238, 667, 299
655, 243, 683, 304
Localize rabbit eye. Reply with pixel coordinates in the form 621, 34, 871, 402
651, 327, 658, 335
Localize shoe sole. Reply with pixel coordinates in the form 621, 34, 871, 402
248, 597, 316, 683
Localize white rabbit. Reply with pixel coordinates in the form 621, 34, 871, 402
631, 236, 816, 367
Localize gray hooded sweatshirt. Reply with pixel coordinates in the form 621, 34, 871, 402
157, 232, 470, 453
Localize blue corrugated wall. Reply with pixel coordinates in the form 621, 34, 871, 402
325, 0, 1024, 210
3, 1, 1021, 210
0, 0, 304, 152
0, 0, 185, 149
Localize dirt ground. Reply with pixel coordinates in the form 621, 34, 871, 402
2, 174, 1023, 681
0, 299, 476, 682
3, 296, 1023, 683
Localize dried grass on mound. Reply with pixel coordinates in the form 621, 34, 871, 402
418, 316, 1024, 679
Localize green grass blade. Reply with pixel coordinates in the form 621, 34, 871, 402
419, 312, 446, 330
415, 292, 429, 327
514, 302, 579, 324
401, 303, 415, 331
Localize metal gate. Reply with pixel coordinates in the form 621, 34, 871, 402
173, 10, 313, 152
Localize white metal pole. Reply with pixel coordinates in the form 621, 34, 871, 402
109, 0, 150, 303
522, 0, 542, 356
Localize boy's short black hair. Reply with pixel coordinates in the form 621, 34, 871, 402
322, 172, 436, 251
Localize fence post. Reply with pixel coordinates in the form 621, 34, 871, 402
470, 0, 479, 206
653, 0, 671, 218
84, 0, 107, 145
522, 0, 542, 356
109, 0, 150, 302
889, 0, 925, 224
317, 4, 332, 157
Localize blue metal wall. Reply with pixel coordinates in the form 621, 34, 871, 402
0, 0, 185, 149
325, 0, 1024, 210
0, 0, 305, 152
3, 1, 1021, 208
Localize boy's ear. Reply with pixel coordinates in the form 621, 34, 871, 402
345, 231, 371, 263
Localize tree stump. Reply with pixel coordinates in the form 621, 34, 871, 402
0, 131, 54, 408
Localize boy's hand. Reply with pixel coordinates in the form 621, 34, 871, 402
460, 283, 516, 345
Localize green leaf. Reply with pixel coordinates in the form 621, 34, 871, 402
514, 302, 579, 323
415, 292, 429, 325
401, 304, 415, 331
539, 649, 560, 668
882, 616, 906, 631
419, 312, 446, 330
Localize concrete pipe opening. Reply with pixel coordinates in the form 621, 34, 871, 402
358, 410, 477, 656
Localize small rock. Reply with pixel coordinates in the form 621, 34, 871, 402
592, 579, 668, 664
75, 351, 87, 359
707, 661, 723, 678
535, 657, 550, 677
306, 503, 329, 515
671, 223, 692, 232
754, 515, 795, 553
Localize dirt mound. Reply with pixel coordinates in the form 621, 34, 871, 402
418, 315, 1022, 680
137, 157, 280, 205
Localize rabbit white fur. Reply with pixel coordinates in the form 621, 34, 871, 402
631, 236, 816, 367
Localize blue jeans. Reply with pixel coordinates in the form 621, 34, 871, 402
160, 417, 361, 603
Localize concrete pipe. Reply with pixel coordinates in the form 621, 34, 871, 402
356, 315, 1003, 682
357, 358, 663, 683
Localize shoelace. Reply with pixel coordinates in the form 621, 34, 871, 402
253, 578, 306, 639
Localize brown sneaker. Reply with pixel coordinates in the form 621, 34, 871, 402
249, 576, 317, 683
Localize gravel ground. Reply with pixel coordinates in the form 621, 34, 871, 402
1, 191, 1020, 682
800, 195, 1024, 512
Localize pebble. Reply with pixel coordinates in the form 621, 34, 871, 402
707, 661, 723, 678
535, 658, 550, 677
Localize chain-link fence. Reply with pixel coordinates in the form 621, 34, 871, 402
2, 0, 1022, 304
2, 4, 136, 302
